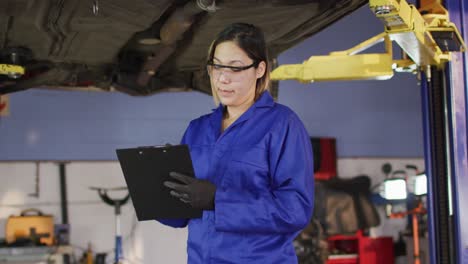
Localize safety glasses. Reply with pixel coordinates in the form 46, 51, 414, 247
207, 60, 259, 81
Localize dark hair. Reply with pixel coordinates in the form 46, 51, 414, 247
207, 23, 270, 103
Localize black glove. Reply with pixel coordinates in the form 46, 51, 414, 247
163, 172, 216, 210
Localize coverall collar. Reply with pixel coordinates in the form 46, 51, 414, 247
210, 91, 275, 132
212, 90, 275, 113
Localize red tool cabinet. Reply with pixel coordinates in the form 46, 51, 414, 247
327, 231, 394, 264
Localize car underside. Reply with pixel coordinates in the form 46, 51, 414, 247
0, 0, 366, 96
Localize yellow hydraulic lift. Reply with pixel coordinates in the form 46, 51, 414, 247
0, 64, 25, 79
271, 0, 466, 83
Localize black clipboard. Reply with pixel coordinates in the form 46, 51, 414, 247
116, 144, 202, 220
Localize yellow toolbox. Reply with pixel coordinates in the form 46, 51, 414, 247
5, 209, 55, 246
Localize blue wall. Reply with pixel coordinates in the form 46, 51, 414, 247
0, 91, 213, 160
0, 5, 424, 160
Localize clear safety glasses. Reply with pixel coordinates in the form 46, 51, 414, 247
206, 60, 259, 82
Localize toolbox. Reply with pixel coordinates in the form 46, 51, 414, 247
5, 208, 55, 246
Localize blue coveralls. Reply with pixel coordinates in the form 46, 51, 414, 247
160, 91, 314, 263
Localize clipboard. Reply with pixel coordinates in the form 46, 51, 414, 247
116, 144, 202, 220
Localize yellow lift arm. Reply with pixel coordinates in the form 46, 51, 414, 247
0, 64, 25, 79
271, 0, 466, 83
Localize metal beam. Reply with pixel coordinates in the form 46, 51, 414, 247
443, 0, 468, 263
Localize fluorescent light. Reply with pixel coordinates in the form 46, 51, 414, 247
382, 178, 407, 200
413, 174, 427, 196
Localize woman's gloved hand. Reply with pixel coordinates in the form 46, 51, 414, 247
163, 172, 216, 210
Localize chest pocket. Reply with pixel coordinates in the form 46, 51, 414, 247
222, 146, 270, 192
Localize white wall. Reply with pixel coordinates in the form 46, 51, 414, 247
0, 162, 187, 264
0, 157, 424, 263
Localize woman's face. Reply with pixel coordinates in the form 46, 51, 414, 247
209, 41, 265, 108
